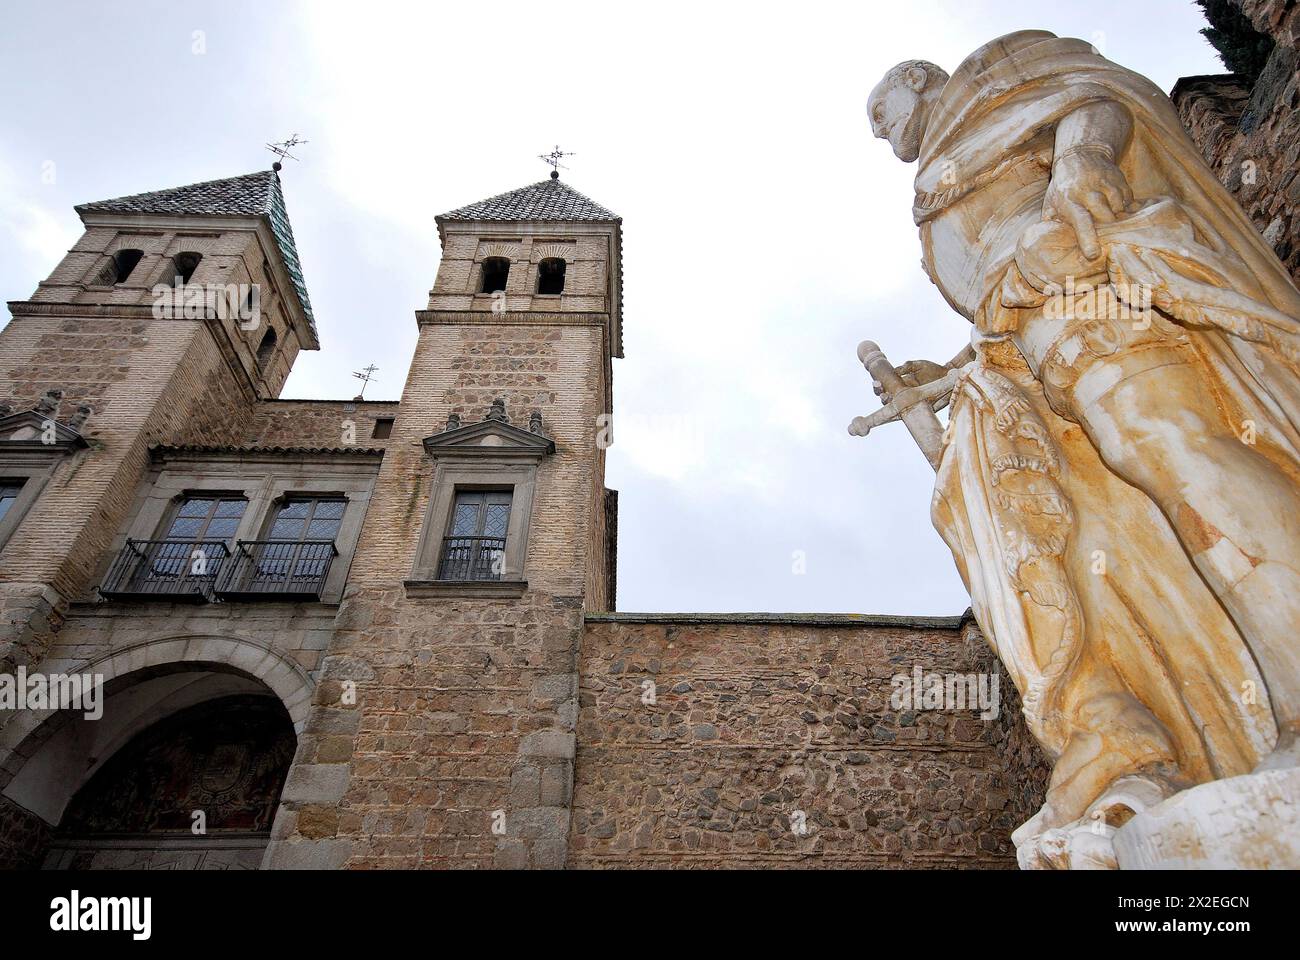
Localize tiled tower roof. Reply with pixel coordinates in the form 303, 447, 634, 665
437, 176, 620, 223
76, 170, 316, 338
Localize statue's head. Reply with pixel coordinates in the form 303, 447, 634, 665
868, 60, 949, 162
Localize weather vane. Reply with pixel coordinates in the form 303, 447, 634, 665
538, 145, 575, 179
352, 364, 378, 399
266, 134, 309, 171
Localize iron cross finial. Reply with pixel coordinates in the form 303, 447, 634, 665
267, 134, 309, 171
538, 145, 575, 179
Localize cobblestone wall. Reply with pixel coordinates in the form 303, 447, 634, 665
570, 614, 1049, 868
1175, 0, 1300, 284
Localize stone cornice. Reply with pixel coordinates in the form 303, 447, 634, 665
404, 579, 528, 599
149, 444, 385, 465
415, 310, 608, 327
584, 611, 973, 630
7, 301, 163, 320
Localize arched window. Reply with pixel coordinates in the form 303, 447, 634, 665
261, 259, 279, 299
172, 251, 202, 284
95, 248, 144, 285
537, 258, 566, 295
480, 257, 510, 294
113, 249, 144, 283
256, 327, 278, 367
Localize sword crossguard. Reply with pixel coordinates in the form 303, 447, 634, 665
847, 340, 960, 472
848, 405, 900, 437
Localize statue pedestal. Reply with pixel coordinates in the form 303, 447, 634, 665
1114, 768, 1300, 869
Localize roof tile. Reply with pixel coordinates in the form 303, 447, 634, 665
76, 170, 316, 340
438, 177, 619, 222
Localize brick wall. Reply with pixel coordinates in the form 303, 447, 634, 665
429, 234, 610, 316
32, 223, 306, 399
569, 614, 1049, 868
0, 308, 253, 669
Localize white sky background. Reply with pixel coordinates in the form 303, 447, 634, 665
0, 0, 1225, 614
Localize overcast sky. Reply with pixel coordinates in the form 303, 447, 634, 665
0, 1, 1226, 614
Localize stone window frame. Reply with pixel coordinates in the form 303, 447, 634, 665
105, 456, 380, 604
470, 241, 524, 298
0, 458, 60, 553
0, 409, 90, 552
406, 458, 542, 599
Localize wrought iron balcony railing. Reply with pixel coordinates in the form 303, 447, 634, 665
215, 539, 338, 600
437, 536, 506, 582
99, 539, 230, 602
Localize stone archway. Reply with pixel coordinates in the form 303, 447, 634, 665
44, 694, 296, 869
0, 635, 314, 869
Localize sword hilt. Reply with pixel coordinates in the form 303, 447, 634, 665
848, 340, 958, 472
858, 340, 907, 399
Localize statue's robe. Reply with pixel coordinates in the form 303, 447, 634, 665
916, 31, 1296, 836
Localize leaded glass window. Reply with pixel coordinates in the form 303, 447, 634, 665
439, 490, 512, 581
268, 498, 346, 542
164, 496, 247, 541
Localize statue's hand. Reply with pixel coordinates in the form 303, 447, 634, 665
896, 359, 949, 387
1042, 146, 1133, 261
874, 359, 949, 401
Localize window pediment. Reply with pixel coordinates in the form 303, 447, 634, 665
0, 410, 89, 452
422, 418, 555, 461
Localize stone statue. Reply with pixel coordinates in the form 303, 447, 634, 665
34, 388, 63, 417
856, 30, 1300, 868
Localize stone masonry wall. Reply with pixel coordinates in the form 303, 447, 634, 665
1236, 0, 1300, 47
0, 791, 50, 869
570, 614, 1049, 868
1174, 0, 1300, 284
265, 320, 609, 869
243, 399, 401, 449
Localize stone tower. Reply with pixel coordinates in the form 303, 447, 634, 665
0, 170, 317, 676
264, 174, 623, 868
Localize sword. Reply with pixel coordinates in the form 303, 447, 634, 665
848, 340, 959, 472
